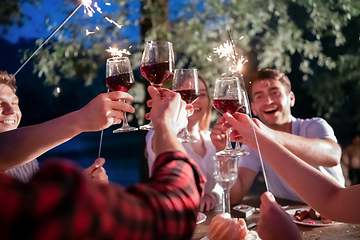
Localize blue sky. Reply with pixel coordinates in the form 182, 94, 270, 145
1, 0, 189, 44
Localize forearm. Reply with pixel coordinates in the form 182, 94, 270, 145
276, 131, 341, 167
0, 111, 81, 170
153, 123, 186, 157
258, 131, 360, 223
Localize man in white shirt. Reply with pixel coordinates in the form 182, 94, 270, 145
211, 68, 344, 203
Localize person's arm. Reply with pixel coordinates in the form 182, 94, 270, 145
230, 167, 257, 204
225, 113, 360, 224
0, 86, 205, 239
257, 192, 302, 240
0, 91, 134, 171
253, 119, 341, 167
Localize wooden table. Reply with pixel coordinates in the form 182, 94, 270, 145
191, 195, 360, 240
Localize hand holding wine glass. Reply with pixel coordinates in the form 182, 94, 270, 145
172, 69, 200, 142
213, 155, 238, 213
106, 57, 138, 133
212, 76, 243, 156
140, 40, 175, 130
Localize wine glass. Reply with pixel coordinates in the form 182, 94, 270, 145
139, 40, 175, 130
213, 76, 242, 156
106, 57, 138, 133
234, 89, 250, 156
172, 69, 200, 143
213, 155, 238, 213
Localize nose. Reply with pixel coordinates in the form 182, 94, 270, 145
264, 94, 274, 105
1, 103, 16, 115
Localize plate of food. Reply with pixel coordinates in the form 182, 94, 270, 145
200, 213, 260, 240
197, 212, 207, 224
286, 207, 343, 226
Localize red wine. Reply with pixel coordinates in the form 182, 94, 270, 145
213, 99, 241, 114
140, 61, 173, 87
175, 89, 200, 104
106, 72, 135, 92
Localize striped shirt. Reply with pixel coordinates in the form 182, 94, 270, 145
6, 159, 39, 183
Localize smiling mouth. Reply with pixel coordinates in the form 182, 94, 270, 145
264, 107, 278, 114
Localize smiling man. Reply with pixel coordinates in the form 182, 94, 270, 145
0, 71, 39, 182
211, 68, 345, 203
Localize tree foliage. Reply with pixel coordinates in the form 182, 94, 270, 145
6, 0, 360, 128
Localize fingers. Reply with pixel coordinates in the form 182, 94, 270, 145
108, 91, 133, 102
92, 171, 109, 184
111, 101, 135, 114
94, 157, 105, 168
261, 191, 276, 204
83, 158, 104, 176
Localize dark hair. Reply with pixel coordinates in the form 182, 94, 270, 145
247, 68, 291, 101
0, 71, 17, 93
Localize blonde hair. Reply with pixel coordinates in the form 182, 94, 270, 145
198, 75, 211, 131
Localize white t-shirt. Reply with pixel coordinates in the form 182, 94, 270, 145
239, 116, 345, 203
146, 130, 222, 197
6, 159, 39, 183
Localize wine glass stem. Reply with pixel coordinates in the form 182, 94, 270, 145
235, 141, 241, 151
225, 128, 233, 151
121, 100, 130, 128
223, 189, 231, 213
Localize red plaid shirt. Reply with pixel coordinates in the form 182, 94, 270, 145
0, 151, 206, 240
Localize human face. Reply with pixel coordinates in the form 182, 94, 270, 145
188, 80, 209, 126
250, 79, 294, 128
0, 83, 21, 132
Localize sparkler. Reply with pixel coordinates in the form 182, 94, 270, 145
0, 0, 96, 92
226, 30, 270, 193
0, 0, 122, 93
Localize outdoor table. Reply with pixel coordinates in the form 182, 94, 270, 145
191, 194, 360, 240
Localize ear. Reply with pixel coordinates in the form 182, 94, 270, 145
251, 102, 258, 116
289, 91, 295, 107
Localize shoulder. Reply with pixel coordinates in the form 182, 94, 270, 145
293, 117, 336, 140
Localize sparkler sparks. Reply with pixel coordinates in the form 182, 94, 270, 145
212, 39, 247, 75
104, 17, 123, 29
106, 47, 131, 58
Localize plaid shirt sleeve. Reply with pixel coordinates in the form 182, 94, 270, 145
0, 151, 206, 240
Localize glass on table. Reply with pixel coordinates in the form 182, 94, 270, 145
106, 57, 138, 133
213, 155, 238, 214
139, 40, 175, 130
172, 69, 200, 143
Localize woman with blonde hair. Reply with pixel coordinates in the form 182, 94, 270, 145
145, 75, 221, 212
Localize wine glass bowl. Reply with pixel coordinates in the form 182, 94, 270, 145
172, 69, 200, 143
139, 41, 175, 130
106, 57, 138, 133
213, 155, 238, 213
140, 40, 175, 88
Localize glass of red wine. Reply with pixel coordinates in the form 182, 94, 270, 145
106, 57, 138, 133
140, 40, 175, 130
213, 76, 243, 156
172, 69, 200, 143
234, 88, 250, 156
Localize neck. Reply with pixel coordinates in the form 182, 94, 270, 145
187, 122, 201, 139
